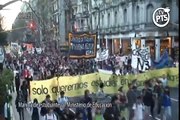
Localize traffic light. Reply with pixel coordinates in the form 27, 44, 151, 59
27, 21, 36, 31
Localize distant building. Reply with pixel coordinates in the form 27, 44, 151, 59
73, 0, 179, 61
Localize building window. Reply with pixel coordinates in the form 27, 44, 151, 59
124, 9, 127, 25
136, 6, 140, 24
56, 15, 59, 23
146, 4, 154, 23
53, 2, 58, 11
81, 19, 84, 28
108, 13, 110, 27
101, 15, 104, 28
114, 11, 117, 26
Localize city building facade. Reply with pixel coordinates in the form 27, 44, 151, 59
73, 0, 179, 61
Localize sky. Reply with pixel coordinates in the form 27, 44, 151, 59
0, 0, 28, 30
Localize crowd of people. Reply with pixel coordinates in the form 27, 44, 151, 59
3, 47, 176, 120
14, 78, 172, 120
5, 52, 97, 81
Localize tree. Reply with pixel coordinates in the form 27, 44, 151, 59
0, 16, 8, 46
0, 69, 14, 114
0, 16, 13, 114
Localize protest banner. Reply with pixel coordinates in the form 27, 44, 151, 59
95, 49, 109, 61
30, 73, 100, 102
131, 47, 151, 71
30, 68, 179, 102
69, 33, 97, 58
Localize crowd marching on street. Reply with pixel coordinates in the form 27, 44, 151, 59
3, 47, 177, 120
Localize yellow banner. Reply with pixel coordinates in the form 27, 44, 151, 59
30, 68, 179, 102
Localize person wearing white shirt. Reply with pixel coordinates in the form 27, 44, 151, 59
96, 82, 108, 120
57, 91, 68, 111
159, 75, 168, 88
57, 91, 68, 119
43, 108, 57, 120
4, 95, 14, 120
132, 96, 145, 120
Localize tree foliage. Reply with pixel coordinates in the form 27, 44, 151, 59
0, 68, 14, 113
0, 16, 8, 46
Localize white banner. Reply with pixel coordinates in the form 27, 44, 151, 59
98, 69, 119, 74
5, 45, 11, 54
10, 42, 19, 51
35, 48, 42, 54
131, 47, 151, 71
95, 49, 109, 61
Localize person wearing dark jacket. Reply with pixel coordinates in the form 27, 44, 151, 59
127, 83, 137, 120
103, 95, 120, 120
15, 91, 25, 120
40, 95, 52, 116
142, 82, 154, 119
15, 73, 20, 92
154, 81, 164, 115
21, 81, 28, 103
83, 89, 93, 120
27, 75, 33, 95
31, 99, 39, 120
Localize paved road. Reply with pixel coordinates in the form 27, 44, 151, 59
170, 87, 179, 120
11, 87, 179, 120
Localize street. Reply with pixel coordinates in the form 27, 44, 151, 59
0, 1, 178, 120
11, 87, 179, 120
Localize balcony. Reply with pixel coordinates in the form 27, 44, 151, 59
119, 0, 126, 5
76, 26, 89, 32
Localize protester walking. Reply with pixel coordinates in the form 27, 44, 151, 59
96, 82, 107, 120
15, 73, 20, 92
142, 81, 154, 119
127, 83, 137, 120
4, 95, 13, 120
103, 95, 120, 120
83, 89, 93, 120
20, 81, 28, 103
40, 95, 52, 117
132, 96, 145, 120
162, 86, 172, 120
31, 98, 39, 120
57, 91, 68, 119
117, 86, 128, 120
43, 108, 57, 120
15, 91, 25, 120
154, 80, 164, 116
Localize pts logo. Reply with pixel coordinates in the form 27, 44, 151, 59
153, 7, 170, 27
